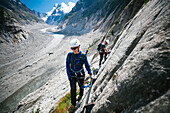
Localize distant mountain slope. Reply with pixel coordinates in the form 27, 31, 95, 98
33, 3, 75, 25
58, 0, 131, 35
32, 10, 47, 19
0, 0, 43, 24
0, 0, 43, 43
44, 4, 65, 25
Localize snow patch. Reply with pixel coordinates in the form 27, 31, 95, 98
42, 17, 48, 22
54, 3, 58, 7
42, 2, 75, 22
46, 7, 56, 16
53, 13, 60, 16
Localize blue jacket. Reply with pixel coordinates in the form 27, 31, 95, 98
66, 51, 92, 78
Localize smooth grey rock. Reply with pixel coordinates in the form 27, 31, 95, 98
83, 0, 170, 113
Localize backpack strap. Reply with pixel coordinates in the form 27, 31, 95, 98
69, 52, 85, 73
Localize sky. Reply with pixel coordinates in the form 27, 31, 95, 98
20, 0, 79, 13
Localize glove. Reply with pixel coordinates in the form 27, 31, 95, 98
84, 74, 90, 82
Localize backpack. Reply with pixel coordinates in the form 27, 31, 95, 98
97, 43, 102, 51
97, 43, 105, 53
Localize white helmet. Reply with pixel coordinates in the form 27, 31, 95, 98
105, 40, 109, 44
70, 39, 80, 48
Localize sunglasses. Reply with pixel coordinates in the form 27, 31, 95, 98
71, 47, 78, 50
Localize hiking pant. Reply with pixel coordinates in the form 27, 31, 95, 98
69, 74, 84, 106
99, 52, 108, 66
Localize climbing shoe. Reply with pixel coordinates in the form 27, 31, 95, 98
69, 104, 75, 112
77, 95, 82, 101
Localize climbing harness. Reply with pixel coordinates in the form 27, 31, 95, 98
71, 75, 91, 89
69, 52, 85, 73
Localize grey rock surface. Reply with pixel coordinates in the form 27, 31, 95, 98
0, 0, 43, 25
32, 10, 47, 19
58, 0, 131, 36
134, 89, 170, 113
0, 0, 43, 44
45, 4, 65, 25
75, 0, 170, 112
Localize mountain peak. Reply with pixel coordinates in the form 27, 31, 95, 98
54, 3, 58, 7
36, 2, 76, 25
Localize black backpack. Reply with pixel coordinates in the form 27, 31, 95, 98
97, 43, 102, 51
97, 43, 105, 53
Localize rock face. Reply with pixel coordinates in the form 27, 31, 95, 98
76, 0, 170, 112
0, 7, 29, 43
32, 10, 47, 19
33, 4, 65, 25
0, 0, 43, 24
0, 0, 43, 43
33, 3, 76, 25
45, 4, 65, 25
134, 89, 170, 113
58, 0, 131, 35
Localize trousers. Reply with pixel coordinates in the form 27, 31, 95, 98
69, 75, 84, 106
99, 52, 108, 66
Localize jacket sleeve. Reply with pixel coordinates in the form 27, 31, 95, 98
66, 53, 71, 78
84, 54, 92, 75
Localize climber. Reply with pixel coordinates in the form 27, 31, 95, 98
66, 39, 92, 112
97, 39, 110, 68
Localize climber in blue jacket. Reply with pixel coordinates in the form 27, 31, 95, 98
66, 39, 92, 112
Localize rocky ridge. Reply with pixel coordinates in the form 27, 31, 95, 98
0, 0, 43, 25
45, 4, 65, 25
57, 0, 131, 35
32, 10, 47, 19
0, 7, 29, 43
33, 3, 76, 25
0, 0, 43, 43
75, 0, 170, 112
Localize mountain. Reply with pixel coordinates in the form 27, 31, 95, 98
33, 2, 75, 25
73, 0, 170, 112
44, 4, 65, 25
0, 0, 43, 24
57, 0, 131, 35
32, 10, 47, 19
0, 0, 169, 112
0, 0, 43, 43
